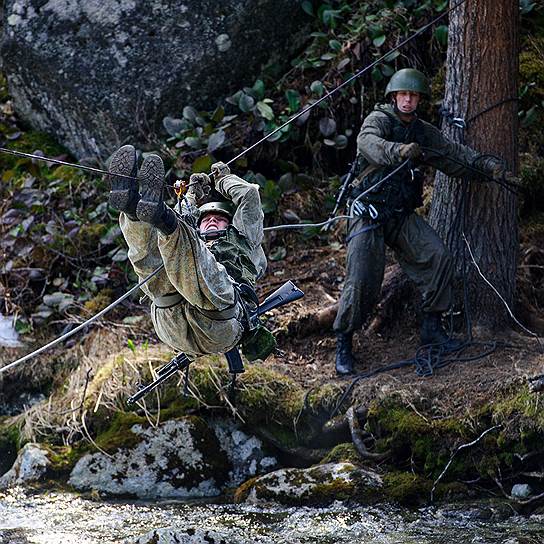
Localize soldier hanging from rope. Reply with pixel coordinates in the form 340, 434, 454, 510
334, 68, 517, 376
106, 145, 275, 364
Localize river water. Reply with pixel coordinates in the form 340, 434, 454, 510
0, 487, 543, 544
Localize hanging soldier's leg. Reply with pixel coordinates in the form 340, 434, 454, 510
119, 215, 173, 300
333, 216, 386, 374
107, 146, 172, 299
106, 145, 140, 220
386, 213, 462, 349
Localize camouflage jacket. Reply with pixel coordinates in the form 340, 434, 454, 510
356, 103, 495, 178
208, 173, 267, 287
351, 104, 499, 219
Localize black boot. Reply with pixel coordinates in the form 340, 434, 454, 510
420, 312, 463, 351
335, 332, 356, 376
136, 154, 178, 235
107, 145, 139, 220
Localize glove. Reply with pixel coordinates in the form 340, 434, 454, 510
504, 171, 520, 186
398, 142, 421, 160
187, 173, 211, 203
211, 161, 230, 181
490, 163, 505, 181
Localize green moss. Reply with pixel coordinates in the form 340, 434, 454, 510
492, 384, 544, 432
47, 444, 88, 478
320, 443, 361, 465
382, 471, 432, 506
93, 411, 149, 453
83, 289, 114, 314
305, 383, 342, 415
0, 423, 21, 475
7, 130, 66, 156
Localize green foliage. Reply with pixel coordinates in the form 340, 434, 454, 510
0, 422, 21, 475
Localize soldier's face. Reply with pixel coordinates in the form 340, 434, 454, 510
199, 212, 230, 233
395, 91, 421, 114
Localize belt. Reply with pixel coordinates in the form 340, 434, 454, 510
154, 291, 240, 320
154, 292, 183, 309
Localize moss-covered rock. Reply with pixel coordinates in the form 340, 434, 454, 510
0, 442, 50, 489
319, 443, 361, 465
69, 416, 231, 499
234, 462, 383, 506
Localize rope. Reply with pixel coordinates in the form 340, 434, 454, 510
0, 0, 468, 373
0, 266, 164, 374
0, 147, 137, 181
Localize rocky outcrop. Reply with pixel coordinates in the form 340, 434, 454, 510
1, 0, 308, 159
0, 442, 50, 489
68, 416, 277, 499
234, 462, 384, 506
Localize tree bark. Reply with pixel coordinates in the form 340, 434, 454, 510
429, 0, 519, 329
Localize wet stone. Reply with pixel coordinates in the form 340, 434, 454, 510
235, 462, 383, 506
0, 443, 50, 490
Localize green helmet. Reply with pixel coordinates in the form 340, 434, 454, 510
385, 68, 431, 99
198, 201, 234, 224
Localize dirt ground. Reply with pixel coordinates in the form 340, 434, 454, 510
256, 242, 544, 419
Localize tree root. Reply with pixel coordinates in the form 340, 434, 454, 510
255, 428, 329, 465
346, 406, 389, 461
366, 264, 415, 336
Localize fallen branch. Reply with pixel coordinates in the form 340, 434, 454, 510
431, 424, 501, 502
494, 477, 544, 505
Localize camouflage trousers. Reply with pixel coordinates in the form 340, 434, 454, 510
334, 212, 453, 334
120, 212, 244, 358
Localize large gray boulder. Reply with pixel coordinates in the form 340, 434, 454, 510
68, 417, 277, 499
1, 0, 307, 160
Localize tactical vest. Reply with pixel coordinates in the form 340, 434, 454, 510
351, 110, 425, 223
208, 226, 259, 287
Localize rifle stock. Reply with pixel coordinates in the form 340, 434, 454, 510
257, 280, 304, 316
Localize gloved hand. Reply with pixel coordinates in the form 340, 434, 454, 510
398, 142, 422, 160
490, 163, 505, 181
211, 161, 230, 181
504, 171, 520, 186
187, 172, 211, 203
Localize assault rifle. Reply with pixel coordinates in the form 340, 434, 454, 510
331, 157, 362, 217
127, 280, 304, 405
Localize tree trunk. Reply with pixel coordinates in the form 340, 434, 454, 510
429, 0, 519, 329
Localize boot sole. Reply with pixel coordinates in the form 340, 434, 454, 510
108, 145, 137, 211
136, 154, 165, 224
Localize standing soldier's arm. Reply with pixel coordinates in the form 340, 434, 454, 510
421, 122, 503, 179
357, 111, 403, 166
211, 162, 264, 249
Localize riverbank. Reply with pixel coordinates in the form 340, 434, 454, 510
1, 300, 543, 510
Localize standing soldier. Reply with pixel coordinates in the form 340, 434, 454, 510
334, 68, 509, 375
106, 146, 274, 361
